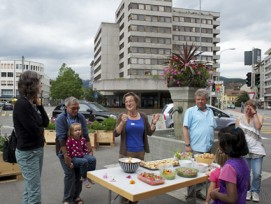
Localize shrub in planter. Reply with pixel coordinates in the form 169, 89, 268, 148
90, 117, 116, 131
45, 122, 56, 130
0, 136, 5, 152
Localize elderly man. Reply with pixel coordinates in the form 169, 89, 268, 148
56, 96, 96, 204
183, 89, 217, 203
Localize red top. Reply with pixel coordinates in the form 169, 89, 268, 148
66, 137, 89, 158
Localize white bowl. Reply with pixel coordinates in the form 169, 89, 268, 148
179, 160, 192, 168
195, 162, 208, 173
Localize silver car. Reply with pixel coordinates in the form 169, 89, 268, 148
162, 103, 236, 130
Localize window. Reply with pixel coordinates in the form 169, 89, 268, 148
145, 59, 151, 64
159, 6, 164, 11
146, 37, 151, 43
138, 47, 144, 53
152, 5, 158, 11
1, 72, 6, 77
159, 16, 165, 22
131, 58, 137, 64
159, 38, 164, 44
173, 17, 179, 22
138, 25, 144, 31
165, 17, 171, 23
138, 15, 144, 21
146, 16, 151, 21
145, 48, 151, 54
152, 16, 158, 22
138, 59, 144, 64
139, 4, 144, 10
165, 38, 171, 44
138, 36, 144, 42
146, 5, 151, 10
159, 49, 164, 55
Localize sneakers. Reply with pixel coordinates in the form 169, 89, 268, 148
83, 178, 91, 188
252, 192, 260, 202
246, 191, 251, 201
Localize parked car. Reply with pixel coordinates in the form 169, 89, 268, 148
51, 100, 118, 123
227, 104, 235, 109
2, 103, 13, 111
162, 103, 236, 130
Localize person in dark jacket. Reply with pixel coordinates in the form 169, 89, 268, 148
13, 70, 49, 204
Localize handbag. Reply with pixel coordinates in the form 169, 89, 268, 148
3, 130, 17, 163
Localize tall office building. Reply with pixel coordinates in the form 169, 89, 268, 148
93, 0, 220, 108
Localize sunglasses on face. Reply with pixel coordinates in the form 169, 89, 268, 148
69, 107, 80, 111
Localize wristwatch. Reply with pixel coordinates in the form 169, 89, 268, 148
185, 143, 191, 147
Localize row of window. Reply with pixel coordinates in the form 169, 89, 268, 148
1, 72, 14, 77
128, 68, 163, 76
128, 57, 165, 65
173, 16, 213, 25
1, 81, 14, 86
129, 36, 171, 44
172, 44, 212, 52
129, 25, 171, 34
129, 3, 172, 13
173, 25, 213, 34
129, 14, 171, 23
129, 47, 171, 55
173, 35, 213, 43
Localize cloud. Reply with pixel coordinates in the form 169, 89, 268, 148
0, 0, 270, 80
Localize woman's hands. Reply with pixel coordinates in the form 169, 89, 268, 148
151, 113, 160, 125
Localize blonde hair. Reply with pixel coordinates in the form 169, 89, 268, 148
68, 123, 82, 138
215, 148, 228, 167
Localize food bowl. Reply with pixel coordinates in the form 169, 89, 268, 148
194, 153, 214, 165
175, 167, 198, 178
118, 158, 141, 173
179, 160, 192, 168
159, 165, 176, 180
194, 162, 208, 173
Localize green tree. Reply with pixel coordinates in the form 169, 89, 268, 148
236, 91, 249, 107
83, 88, 106, 105
50, 63, 84, 99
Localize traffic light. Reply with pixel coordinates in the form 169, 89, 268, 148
212, 83, 216, 92
255, 73, 260, 86
246, 72, 251, 87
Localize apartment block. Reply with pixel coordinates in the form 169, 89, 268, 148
264, 48, 271, 108
93, 0, 220, 108
0, 59, 51, 105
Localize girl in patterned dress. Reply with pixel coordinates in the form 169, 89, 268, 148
66, 123, 96, 188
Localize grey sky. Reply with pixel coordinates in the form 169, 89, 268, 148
0, 0, 270, 80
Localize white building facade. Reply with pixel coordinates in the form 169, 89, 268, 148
0, 59, 51, 105
264, 48, 271, 108
93, 0, 220, 108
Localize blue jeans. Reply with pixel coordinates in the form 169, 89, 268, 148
15, 147, 44, 204
58, 154, 82, 203
246, 157, 263, 193
72, 154, 96, 179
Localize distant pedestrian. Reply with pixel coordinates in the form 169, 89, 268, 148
210, 127, 250, 204
236, 99, 265, 202
241, 102, 244, 113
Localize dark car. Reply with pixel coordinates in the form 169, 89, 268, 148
2, 103, 13, 111
51, 100, 118, 123
162, 103, 236, 130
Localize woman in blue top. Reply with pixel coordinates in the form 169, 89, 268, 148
114, 92, 159, 204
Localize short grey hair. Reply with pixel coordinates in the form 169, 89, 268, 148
64, 96, 79, 107
195, 88, 209, 99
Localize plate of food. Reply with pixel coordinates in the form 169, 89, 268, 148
137, 172, 165, 185
140, 158, 179, 170
194, 153, 214, 165
175, 167, 199, 178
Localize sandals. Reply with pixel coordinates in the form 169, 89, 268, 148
75, 197, 84, 204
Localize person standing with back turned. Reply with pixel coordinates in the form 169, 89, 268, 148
14, 70, 49, 204
183, 88, 217, 203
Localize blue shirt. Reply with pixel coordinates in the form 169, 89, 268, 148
126, 117, 144, 152
183, 105, 217, 152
